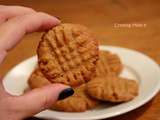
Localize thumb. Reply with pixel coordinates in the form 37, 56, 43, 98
11, 84, 74, 118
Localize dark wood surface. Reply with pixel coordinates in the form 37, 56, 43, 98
0, 0, 160, 120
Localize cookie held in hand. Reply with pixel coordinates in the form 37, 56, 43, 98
37, 23, 99, 86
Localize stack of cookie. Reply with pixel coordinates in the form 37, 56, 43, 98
28, 24, 139, 112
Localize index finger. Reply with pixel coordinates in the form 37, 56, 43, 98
0, 12, 60, 51
0, 5, 36, 24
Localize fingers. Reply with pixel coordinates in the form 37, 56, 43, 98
10, 84, 73, 118
0, 77, 10, 97
0, 5, 35, 24
0, 50, 7, 64
0, 12, 60, 51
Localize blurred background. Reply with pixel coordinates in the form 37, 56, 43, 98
0, 1, 160, 120
0, 0, 160, 76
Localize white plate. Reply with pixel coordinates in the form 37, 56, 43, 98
3, 45, 160, 120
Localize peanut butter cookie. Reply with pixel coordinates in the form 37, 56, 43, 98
28, 68, 50, 89
37, 23, 99, 86
53, 84, 99, 112
86, 75, 139, 102
28, 68, 99, 112
98, 51, 123, 76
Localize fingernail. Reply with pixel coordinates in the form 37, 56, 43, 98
58, 88, 74, 100
53, 16, 61, 24
55, 16, 61, 21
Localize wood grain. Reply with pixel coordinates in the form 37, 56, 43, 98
0, 0, 160, 120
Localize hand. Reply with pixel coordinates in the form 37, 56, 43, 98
0, 5, 73, 120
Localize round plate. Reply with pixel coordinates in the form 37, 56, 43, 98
3, 45, 160, 120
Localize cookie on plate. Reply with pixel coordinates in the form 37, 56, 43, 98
53, 84, 99, 112
86, 75, 139, 102
37, 23, 99, 86
95, 51, 111, 76
98, 51, 123, 76
28, 69, 99, 112
28, 68, 50, 89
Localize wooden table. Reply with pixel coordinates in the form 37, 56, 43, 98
1, 0, 160, 120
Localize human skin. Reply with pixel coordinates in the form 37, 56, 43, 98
0, 5, 70, 120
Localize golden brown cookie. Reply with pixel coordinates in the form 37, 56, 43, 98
97, 51, 123, 76
28, 68, 51, 89
28, 68, 99, 112
95, 52, 111, 76
86, 75, 139, 102
53, 84, 99, 112
37, 23, 99, 86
